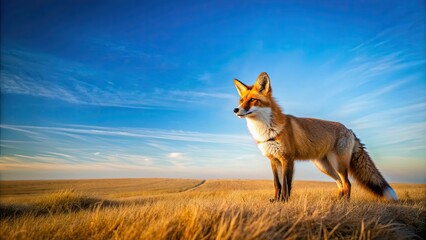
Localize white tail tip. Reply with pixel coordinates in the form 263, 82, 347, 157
384, 187, 398, 201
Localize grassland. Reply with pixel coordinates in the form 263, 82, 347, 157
0, 178, 425, 239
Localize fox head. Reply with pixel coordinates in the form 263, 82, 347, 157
233, 72, 273, 118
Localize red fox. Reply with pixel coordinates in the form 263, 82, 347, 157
233, 72, 398, 202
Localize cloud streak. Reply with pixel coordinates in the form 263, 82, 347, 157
0, 47, 234, 109
322, 19, 425, 100
0, 124, 252, 145
334, 76, 415, 116
0, 124, 257, 174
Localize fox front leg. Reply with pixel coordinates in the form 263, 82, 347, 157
269, 157, 282, 202
279, 158, 294, 202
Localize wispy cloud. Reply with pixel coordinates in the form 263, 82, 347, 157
323, 19, 425, 99
334, 76, 414, 116
348, 102, 426, 131
89, 39, 179, 71
168, 152, 188, 168
0, 47, 233, 109
168, 152, 184, 158
0, 123, 266, 180
11, 154, 69, 164
197, 72, 212, 83
0, 124, 252, 145
0, 124, 256, 172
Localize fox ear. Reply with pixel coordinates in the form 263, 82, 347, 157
234, 79, 248, 96
254, 72, 271, 95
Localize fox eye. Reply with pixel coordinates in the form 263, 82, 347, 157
249, 98, 256, 102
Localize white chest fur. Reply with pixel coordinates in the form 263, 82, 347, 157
258, 141, 282, 156
245, 107, 284, 157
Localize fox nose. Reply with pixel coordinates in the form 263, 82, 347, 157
233, 108, 239, 113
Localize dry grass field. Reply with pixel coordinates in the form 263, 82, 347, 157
0, 178, 425, 239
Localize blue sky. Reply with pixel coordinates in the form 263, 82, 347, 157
1, 0, 425, 182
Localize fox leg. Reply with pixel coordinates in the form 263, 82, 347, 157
336, 169, 351, 199
312, 158, 343, 196
332, 152, 352, 199
279, 158, 294, 202
269, 157, 282, 202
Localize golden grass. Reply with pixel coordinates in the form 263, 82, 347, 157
0, 178, 425, 239
0, 178, 202, 201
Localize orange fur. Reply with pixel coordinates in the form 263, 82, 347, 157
234, 72, 397, 202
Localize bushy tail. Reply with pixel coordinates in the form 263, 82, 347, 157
349, 134, 398, 201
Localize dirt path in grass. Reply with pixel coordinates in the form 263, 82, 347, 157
181, 180, 206, 192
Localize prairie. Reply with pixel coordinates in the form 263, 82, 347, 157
0, 178, 425, 239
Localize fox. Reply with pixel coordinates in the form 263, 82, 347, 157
233, 72, 398, 202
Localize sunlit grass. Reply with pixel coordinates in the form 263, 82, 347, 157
0, 179, 424, 239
